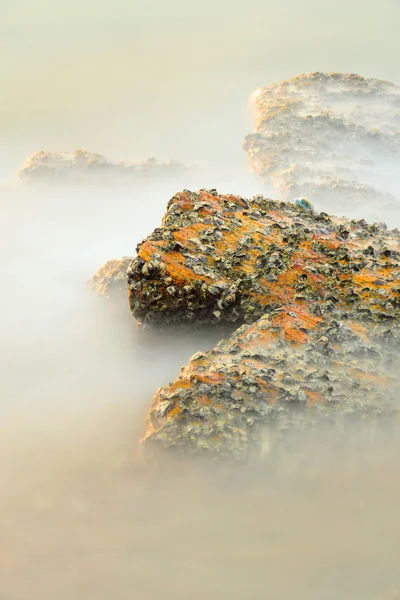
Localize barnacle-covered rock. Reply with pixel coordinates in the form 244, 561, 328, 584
141, 306, 400, 458
18, 149, 197, 184
89, 257, 133, 300
128, 189, 400, 327
129, 188, 400, 458
244, 72, 400, 219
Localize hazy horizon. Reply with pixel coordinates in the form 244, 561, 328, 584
1, 0, 400, 178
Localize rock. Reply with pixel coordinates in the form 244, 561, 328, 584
243, 72, 400, 220
140, 305, 400, 459
126, 188, 400, 458
17, 149, 197, 185
89, 257, 133, 301
128, 189, 400, 327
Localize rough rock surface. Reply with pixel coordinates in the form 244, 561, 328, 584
128, 189, 400, 327
243, 72, 400, 219
90, 257, 132, 300
142, 307, 399, 459
128, 189, 400, 458
18, 149, 196, 184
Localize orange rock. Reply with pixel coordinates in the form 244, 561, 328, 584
126, 189, 400, 458
128, 190, 400, 327
141, 306, 399, 459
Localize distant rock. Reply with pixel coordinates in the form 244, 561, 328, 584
17, 149, 198, 185
244, 72, 400, 219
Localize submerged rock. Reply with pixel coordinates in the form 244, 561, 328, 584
244, 72, 400, 219
89, 257, 133, 301
141, 306, 399, 459
128, 189, 400, 327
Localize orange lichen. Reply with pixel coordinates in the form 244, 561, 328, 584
168, 379, 192, 393
196, 395, 212, 406
138, 241, 164, 261
347, 321, 369, 340
351, 370, 388, 386
305, 390, 325, 408
168, 404, 182, 417
255, 379, 282, 403
193, 373, 225, 385
173, 223, 210, 246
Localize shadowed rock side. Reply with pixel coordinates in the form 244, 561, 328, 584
18, 149, 197, 184
128, 189, 400, 327
89, 257, 133, 301
243, 72, 400, 219
141, 307, 399, 459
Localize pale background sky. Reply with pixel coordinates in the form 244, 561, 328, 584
1, 0, 399, 176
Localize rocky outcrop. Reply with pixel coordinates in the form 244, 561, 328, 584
126, 189, 400, 458
18, 149, 197, 184
128, 189, 400, 327
243, 72, 400, 219
89, 257, 132, 301
142, 306, 399, 459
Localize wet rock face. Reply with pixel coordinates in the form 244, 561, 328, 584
18, 149, 196, 184
141, 306, 400, 459
90, 257, 133, 301
243, 72, 400, 219
128, 189, 400, 327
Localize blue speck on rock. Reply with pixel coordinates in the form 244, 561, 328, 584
295, 198, 313, 211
